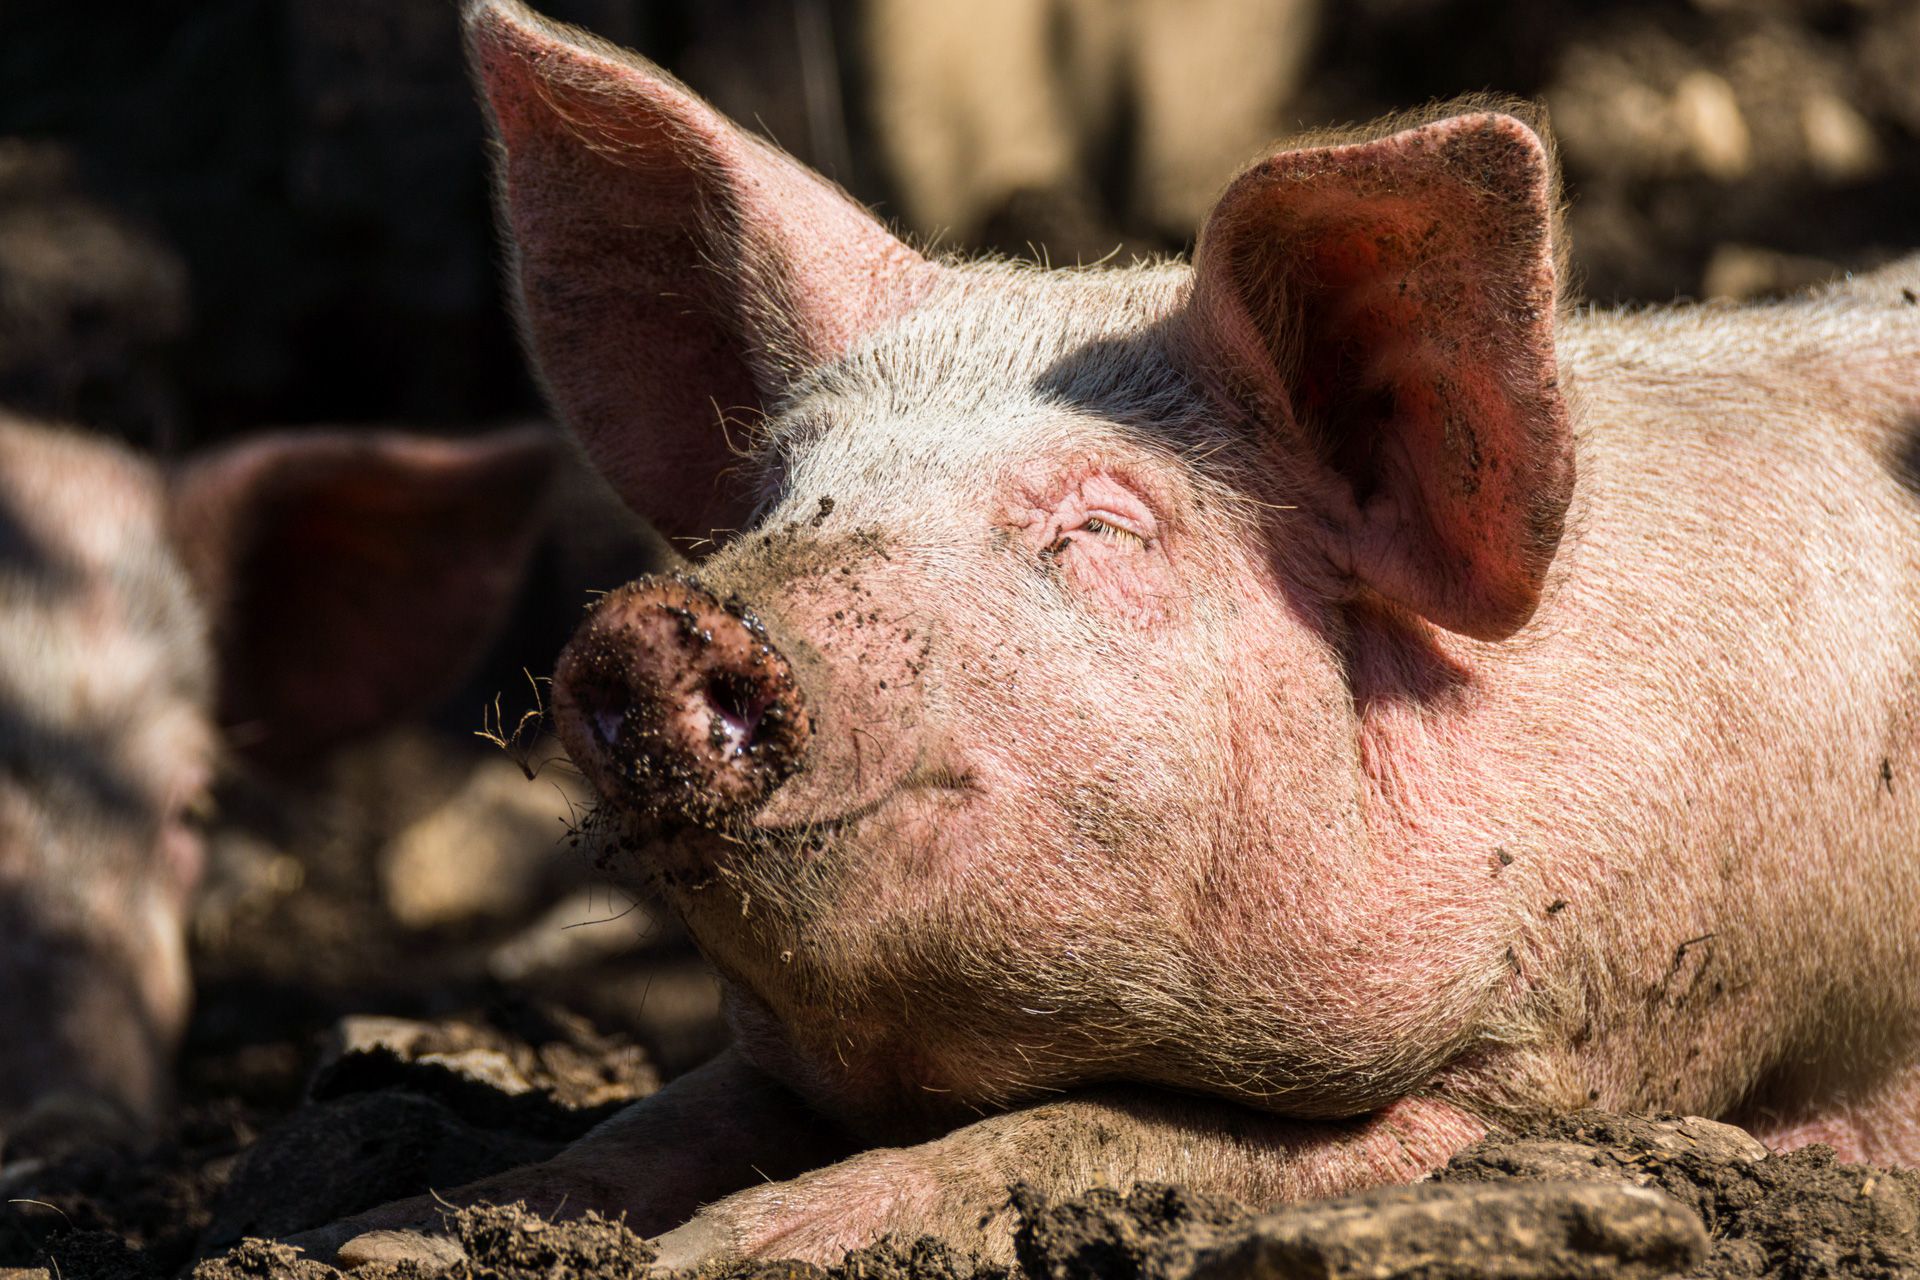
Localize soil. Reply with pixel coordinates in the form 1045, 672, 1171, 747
0, 728, 720, 1280
1436, 1113, 1920, 1278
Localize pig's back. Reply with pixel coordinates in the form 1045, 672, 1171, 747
1490, 262, 1920, 1122
1555, 257, 1920, 664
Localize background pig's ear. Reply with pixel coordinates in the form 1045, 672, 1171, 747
465, 0, 936, 545
1188, 110, 1573, 641
168, 428, 558, 765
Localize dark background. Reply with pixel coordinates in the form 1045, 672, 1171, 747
3, 0, 1916, 458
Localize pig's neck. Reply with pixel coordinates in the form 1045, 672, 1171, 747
1163, 597, 1552, 1113
1342, 599, 1514, 857
1335, 601, 1561, 1037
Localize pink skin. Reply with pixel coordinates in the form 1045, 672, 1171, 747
299, 1, 1920, 1267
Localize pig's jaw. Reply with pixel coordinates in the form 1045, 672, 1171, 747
598, 774, 1064, 1124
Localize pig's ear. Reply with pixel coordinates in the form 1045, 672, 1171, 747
168, 428, 558, 765
464, 0, 936, 545
1188, 110, 1574, 640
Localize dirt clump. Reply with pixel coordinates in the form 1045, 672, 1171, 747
193, 1205, 655, 1280
24, 1230, 167, 1280
828, 1235, 995, 1280
309, 1000, 660, 1119
202, 1002, 658, 1251
1006, 1115, 1916, 1280
1437, 1112, 1920, 1279
193, 1239, 336, 1280
1010, 1176, 1705, 1280
1011, 1183, 1249, 1280
158, 1112, 1920, 1280
0, 1100, 262, 1278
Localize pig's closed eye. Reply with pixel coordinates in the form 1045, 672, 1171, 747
1022, 472, 1160, 564
1080, 515, 1148, 549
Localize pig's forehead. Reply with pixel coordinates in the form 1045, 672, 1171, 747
774, 260, 1213, 484
0, 418, 213, 747
0, 417, 171, 578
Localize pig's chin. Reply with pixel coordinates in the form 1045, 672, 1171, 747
624, 783, 975, 999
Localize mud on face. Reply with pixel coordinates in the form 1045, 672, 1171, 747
559, 471, 1296, 1132
553, 573, 813, 833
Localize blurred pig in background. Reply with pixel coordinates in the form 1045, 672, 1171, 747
0, 414, 553, 1156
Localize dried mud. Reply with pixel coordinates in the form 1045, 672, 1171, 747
177, 1116, 1918, 1280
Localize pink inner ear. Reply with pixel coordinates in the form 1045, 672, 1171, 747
468, 3, 936, 544
1191, 112, 1573, 641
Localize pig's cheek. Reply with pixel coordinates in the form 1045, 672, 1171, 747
1068, 557, 1154, 621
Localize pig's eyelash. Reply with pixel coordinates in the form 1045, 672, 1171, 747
1080, 515, 1150, 549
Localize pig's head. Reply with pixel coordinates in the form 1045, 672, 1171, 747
473, 2, 1574, 1135
0, 416, 554, 1146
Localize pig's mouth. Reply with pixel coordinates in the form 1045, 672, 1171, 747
749, 763, 977, 835
604, 761, 978, 890
657, 758, 975, 843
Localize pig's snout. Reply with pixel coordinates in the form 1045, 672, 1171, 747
553, 576, 811, 826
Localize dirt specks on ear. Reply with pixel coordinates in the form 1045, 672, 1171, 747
1187, 105, 1573, 641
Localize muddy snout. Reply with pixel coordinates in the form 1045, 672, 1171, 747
553, 575, 811, 826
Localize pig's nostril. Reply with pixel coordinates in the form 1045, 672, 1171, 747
582, 683, 631, 749
705, 673, 767, 756
592, 703, 628, 749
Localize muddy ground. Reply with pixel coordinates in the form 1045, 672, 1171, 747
0, 729, 724, 1278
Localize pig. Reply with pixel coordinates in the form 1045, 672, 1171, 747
0, 413, 553, 1158
298, 0, 1920, 1267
